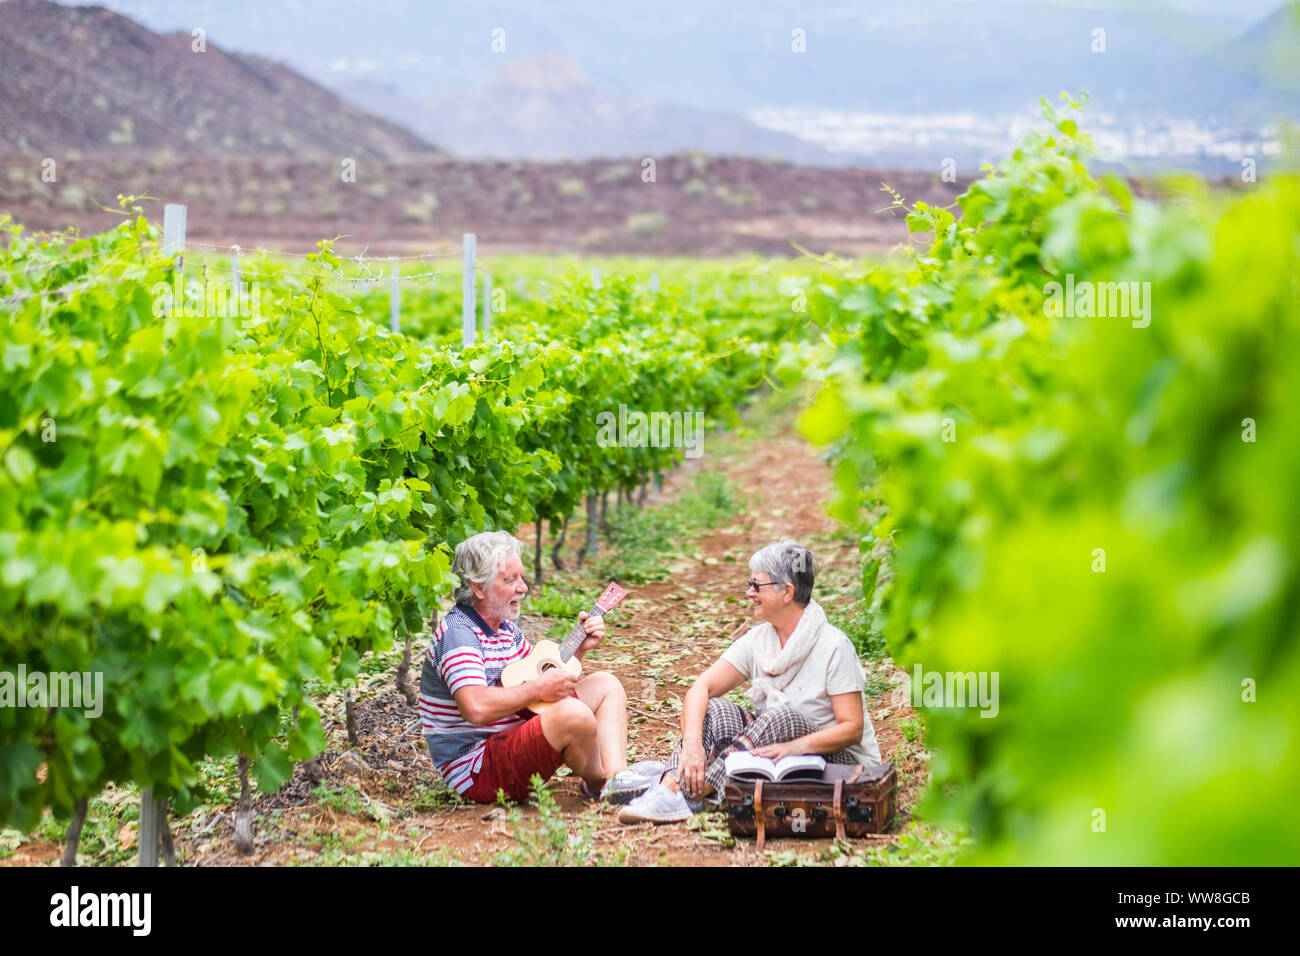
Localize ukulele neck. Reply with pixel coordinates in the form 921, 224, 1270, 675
558, 605, 606, 662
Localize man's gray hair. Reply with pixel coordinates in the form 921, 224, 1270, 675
452, 531, 522, 605
749, 539, 816, 607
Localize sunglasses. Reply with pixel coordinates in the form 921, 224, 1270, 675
747, 579, 784, 591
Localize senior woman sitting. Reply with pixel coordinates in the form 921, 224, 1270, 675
619, 539, 881, 824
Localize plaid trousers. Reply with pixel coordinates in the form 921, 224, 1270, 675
663, 697, 858, 799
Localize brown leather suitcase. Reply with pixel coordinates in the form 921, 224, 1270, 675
723, 762, 897, 850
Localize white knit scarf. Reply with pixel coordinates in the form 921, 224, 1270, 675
746, 599, 827, 713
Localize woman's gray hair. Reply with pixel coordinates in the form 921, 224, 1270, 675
452, 531, 522, 605
749, 539, 816, 606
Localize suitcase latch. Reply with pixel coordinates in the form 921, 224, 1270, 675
846, 796, 873, 823
730, 794, 756, 822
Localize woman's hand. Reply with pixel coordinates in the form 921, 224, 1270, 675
678, 740, 708, 797
751, 740, 804, 761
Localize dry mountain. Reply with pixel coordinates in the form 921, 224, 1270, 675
0, 0, 434, 156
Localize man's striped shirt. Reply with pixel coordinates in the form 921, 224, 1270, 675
419, 603, 532, 794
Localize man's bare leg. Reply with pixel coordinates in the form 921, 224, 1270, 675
539, 697, 606, 791
575, 671, 629, 778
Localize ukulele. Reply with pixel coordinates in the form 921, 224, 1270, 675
500, 581, 627, 713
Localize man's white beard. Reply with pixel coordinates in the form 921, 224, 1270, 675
484, 594, 522, 625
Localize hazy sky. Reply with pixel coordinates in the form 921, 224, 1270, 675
45, 0, 1297, 117
61, 0, 1294, 26
1050, 0, 1285, 14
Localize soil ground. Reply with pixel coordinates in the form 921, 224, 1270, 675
0, 152, 967, 258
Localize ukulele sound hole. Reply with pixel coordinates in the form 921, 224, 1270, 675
539, 662, 557, 674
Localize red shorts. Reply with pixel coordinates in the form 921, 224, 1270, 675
461, 713, 565, 804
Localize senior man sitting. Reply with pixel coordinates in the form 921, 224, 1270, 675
620, 539, 882, 824
420, 530, 662, 804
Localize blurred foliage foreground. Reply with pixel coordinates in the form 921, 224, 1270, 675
797, 95, 1300, 864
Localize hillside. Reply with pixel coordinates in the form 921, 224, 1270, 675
1215, 1, 1300, 95
0, 0, 435, 156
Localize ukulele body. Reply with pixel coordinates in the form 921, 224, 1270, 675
500, 641, 583, 713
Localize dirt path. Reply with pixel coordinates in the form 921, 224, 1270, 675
8, 403, 926, 867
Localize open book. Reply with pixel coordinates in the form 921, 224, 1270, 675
724, 751, 827, 781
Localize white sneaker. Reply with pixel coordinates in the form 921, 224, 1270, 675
600, 769, 660, 805
617, 783, 692, 824
578, 761, 669, 804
